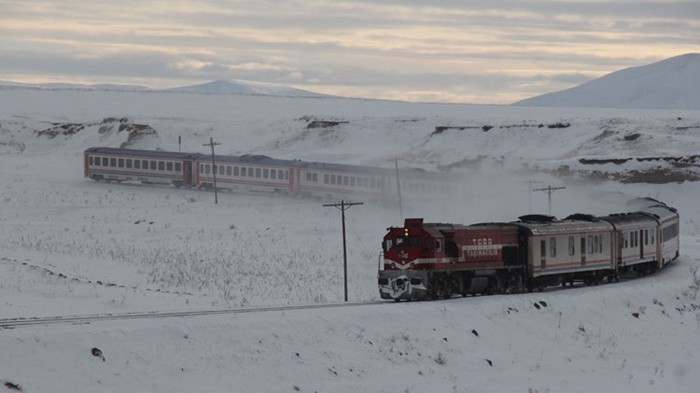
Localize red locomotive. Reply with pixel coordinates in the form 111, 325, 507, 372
379, 202, 679, 300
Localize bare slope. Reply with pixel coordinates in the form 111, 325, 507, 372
514, 53, 700, 110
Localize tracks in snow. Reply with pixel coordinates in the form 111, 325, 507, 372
0, 301, 386, 329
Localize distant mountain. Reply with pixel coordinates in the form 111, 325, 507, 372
0, 81, 151, 92
165, 79, 328, 97
513, 53, 700, 110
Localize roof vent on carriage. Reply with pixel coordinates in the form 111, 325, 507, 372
564, 213, 598, 222
518, 214, 556, 223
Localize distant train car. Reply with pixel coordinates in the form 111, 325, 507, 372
84, 147, 198, 187
85, 147, 459, 204
195, 154, 294, 194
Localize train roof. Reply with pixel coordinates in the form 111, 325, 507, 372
514, 217, 613, 235
637, 204, 679, 223
598, 212, 658, 230
84, 147, 200, 160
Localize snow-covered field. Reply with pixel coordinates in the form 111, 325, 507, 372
0, 88, 699, 392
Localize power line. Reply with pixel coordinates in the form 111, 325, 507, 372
533, 185, 566, 214
323, 200, 363, 302
203, 137, 221, 204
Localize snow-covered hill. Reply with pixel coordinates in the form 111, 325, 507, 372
165, 78, 327, 97
514, 53, 700, 110
0, 78, 326, 98
0, 87, 698, 392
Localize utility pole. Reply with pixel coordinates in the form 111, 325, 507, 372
323, 200, 363, 302
178, 136, 182, 152
203, 137, 221, 204
528, 180, 532, 213
394, 158, 403, 222
533, 185, 566, 214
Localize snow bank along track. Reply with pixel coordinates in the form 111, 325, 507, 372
0, 301, 386, 329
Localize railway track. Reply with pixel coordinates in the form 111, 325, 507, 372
0, 301, 386, 329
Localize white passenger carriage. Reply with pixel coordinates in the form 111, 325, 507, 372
600, 213, 658, 273
639, 204, 680, 267
196, 154, 293, 194
516, 214, 616, 286
84, 147, 198, 187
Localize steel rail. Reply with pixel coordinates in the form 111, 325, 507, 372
0, 301, 387, 329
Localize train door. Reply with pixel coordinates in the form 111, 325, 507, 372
580, 237, 586, 265
183, 161, 192, 186
640, 230, 644, 260
289, 168, 300, 195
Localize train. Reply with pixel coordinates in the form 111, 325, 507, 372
83, 147, 458, 202
378, 200, 679, 300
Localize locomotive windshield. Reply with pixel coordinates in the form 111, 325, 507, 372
385, 236, 428, 251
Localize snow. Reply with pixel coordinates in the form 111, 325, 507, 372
0, 87, 699, 392
514, 53, 700, 110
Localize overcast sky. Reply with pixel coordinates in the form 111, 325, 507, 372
1, 0, 698, 103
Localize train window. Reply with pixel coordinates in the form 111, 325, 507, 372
312, 173, 318, 182
385, 239, 393, 251
343, 176, 349, 186
364, 178, 370, 188
568, 236, 575, 256
623, 232, 628, 248
134, 160, 141, 169
593, 236, 599, 254
540, 240, 546, 257
234, 167, 239, 176
263, 169, 269, 178
150, 161, 157, 170
349, 177, 355, 186
166, 162, 173, 171
175, 163, 181, 172
550, 238, 556, 257
371, 178, 378, 189
587, 236, 594, 254
436, 239, 443, 253
634, 231, 638, 247
651, 231, 654, 244
306, 172, 312, 181
126, 159, 132, 168
89, 156, 94, 166
270, 169, 276, 179
219, 165, 224, 175
644, 230, 648, 245
599, 235, 603, 253
118, 158, 124, 168
330, 174, 336, 185
205, 165, 210, 174
255, 168, 261, 178
408, 237, 422, 247
158, 161, 165, 171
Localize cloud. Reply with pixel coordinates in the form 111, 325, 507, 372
1, 0, 698, 103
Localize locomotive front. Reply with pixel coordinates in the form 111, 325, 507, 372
378, 218, 444, 300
